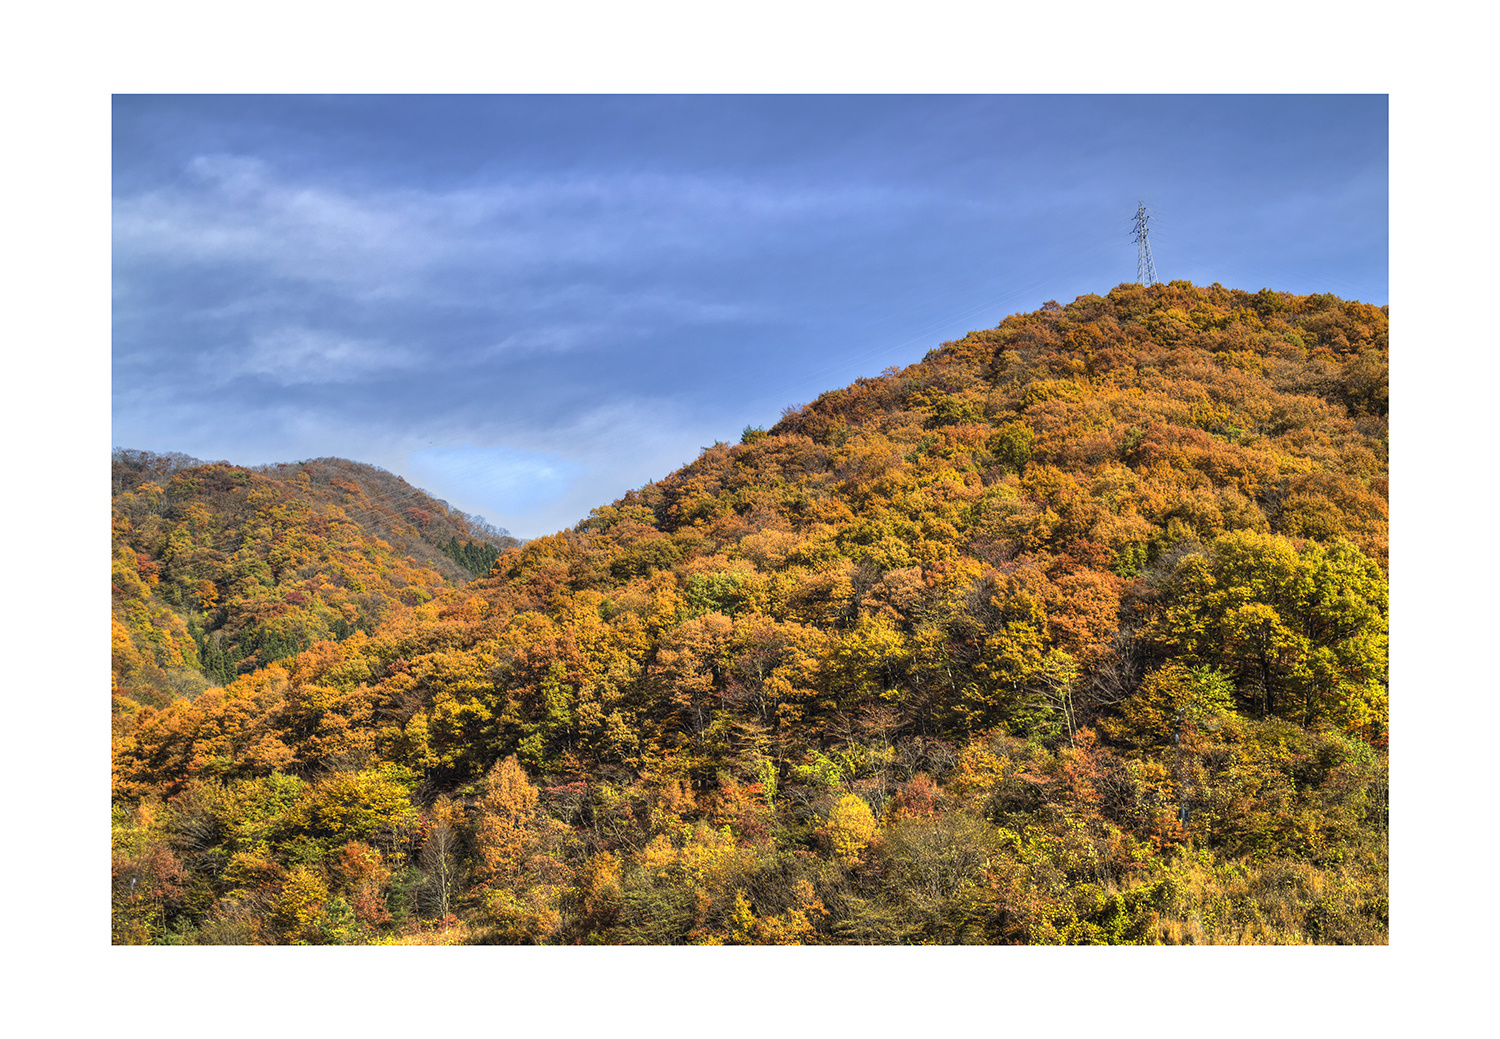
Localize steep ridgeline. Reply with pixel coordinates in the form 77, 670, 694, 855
112, 282, 1388, 946
111, 451, 520, 709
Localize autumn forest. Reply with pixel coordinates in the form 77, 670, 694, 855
111, 280, 1389, 945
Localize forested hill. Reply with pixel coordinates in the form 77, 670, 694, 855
111, 451, 520, 709
112, 281, 1389, 946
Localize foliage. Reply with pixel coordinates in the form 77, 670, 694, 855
111, 282, 1387, 944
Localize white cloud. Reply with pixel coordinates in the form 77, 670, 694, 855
232, 327, 417, 385
113, 154, 909, 307
114, 157, 444, 299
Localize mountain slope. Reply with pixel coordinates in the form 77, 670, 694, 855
111, 281, 1388, 945
111, 451, 520, 709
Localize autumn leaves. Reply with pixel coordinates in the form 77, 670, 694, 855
112, 281, 1389, 944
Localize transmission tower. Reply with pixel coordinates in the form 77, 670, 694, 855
1132, 201, 1158, 286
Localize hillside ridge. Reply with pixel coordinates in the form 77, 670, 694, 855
112, 280, 1389, 946
111, 450, 521, 707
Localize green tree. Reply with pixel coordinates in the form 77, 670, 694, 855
1104, 662, 1235, 750
1150, 531, 1387, 737
986, 420, 1034, 473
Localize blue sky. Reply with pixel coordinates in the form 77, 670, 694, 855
112, 94, 1387, 537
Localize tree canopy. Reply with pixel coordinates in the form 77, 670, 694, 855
112, 281, 1388, 945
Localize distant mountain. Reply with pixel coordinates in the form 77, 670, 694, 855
111, 451, 520, 708
112, 282, 1387, 946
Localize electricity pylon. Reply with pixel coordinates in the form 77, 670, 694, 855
1132, 202, 1158, 286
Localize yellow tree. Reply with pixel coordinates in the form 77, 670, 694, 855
823, 793, 877, 863
473, 755, 565, 942
474, 756, 538, 882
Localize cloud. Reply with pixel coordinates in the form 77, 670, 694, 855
230, 327, 417, 385
113, 154, 911, 307
113, 156, 447, 300
110, 151, 945, 421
